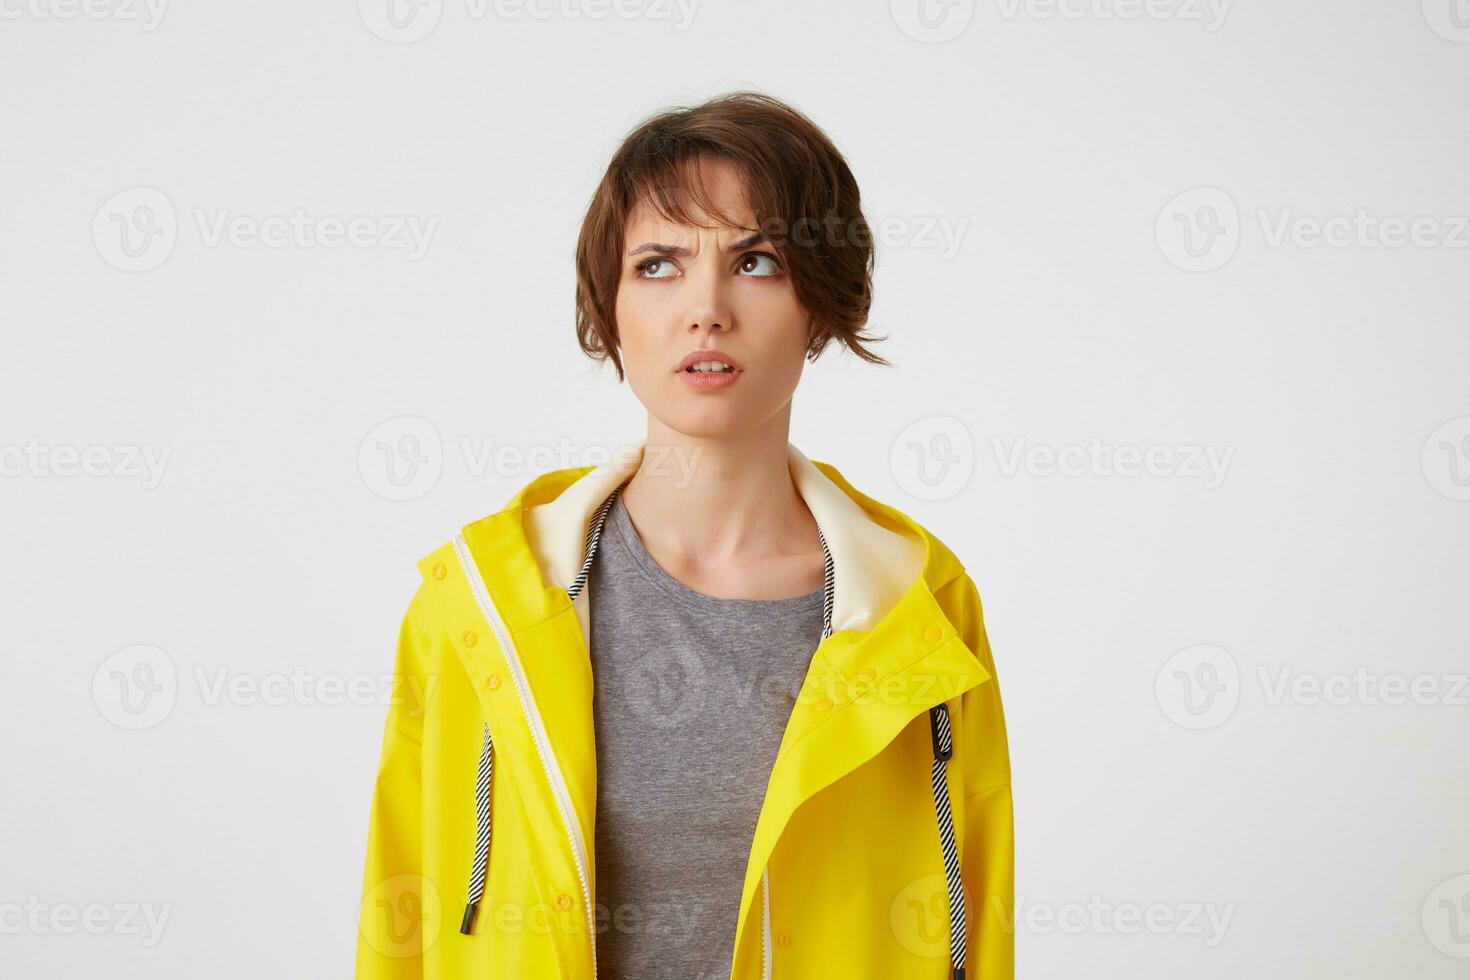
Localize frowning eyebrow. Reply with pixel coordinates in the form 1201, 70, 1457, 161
626, 231, 768, 258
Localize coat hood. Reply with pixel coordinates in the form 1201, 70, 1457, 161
500, 436, 970, 645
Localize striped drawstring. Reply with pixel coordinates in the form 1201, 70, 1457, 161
459, 478, 968, 976
566, 478, 626, 603
459, 722, 493, 934
930, 702, 967, 979
459, 479, 625, 935
815, 523, 834, 639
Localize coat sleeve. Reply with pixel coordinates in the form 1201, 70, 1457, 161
946, 572, 1014, 980
355, 581, 437, 979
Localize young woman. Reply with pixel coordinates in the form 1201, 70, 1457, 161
356, 91, 1013, 980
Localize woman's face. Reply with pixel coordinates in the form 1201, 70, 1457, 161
613, 158, 813, 440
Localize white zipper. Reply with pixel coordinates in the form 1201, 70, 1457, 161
454, 534, 598, 977
760, 865, 772, 980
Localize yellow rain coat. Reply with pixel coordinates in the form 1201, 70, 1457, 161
355, 439, 1013, 978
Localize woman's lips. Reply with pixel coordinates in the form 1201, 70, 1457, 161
678, 367, 741, 391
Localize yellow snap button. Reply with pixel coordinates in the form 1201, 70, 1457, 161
814, 697, 833, 713
463, 630, 478, 647
431, 562, 447, 580
856, 668, 877, 683
485, 674, 500, 691
555, 894, 574, 911
923, 625, 943, 643
775, 930, 791, 948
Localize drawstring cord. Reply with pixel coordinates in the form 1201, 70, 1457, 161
816, 523, 834, 640
459, 723, 493, 934
459, 479, 969, 978
930, 702, 967, 979
567, 478, 626, 603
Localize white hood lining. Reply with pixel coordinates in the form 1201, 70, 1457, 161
524, 438, 924, 643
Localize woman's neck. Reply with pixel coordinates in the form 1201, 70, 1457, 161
616, 416, 825, 600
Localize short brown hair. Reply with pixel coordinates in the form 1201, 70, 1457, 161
575, 91, 890, 381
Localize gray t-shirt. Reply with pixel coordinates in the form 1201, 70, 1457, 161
587, 491, 824, 980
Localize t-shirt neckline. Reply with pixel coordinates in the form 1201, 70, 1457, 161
603, 491, 826, 615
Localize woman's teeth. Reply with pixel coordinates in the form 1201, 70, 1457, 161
687, 361, 733, 373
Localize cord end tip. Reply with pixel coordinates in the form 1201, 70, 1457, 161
460, 901, 479, 935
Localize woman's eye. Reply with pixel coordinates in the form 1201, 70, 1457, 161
737, 252, 782, 277
636, 258, 677, 279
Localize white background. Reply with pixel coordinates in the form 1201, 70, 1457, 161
2, 0, 1468, 977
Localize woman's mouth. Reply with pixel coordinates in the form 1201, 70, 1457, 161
678, 359, 741, 390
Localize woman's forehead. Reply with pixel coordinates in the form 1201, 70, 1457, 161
623, 195, 760, 244
627, 160, 760, 231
